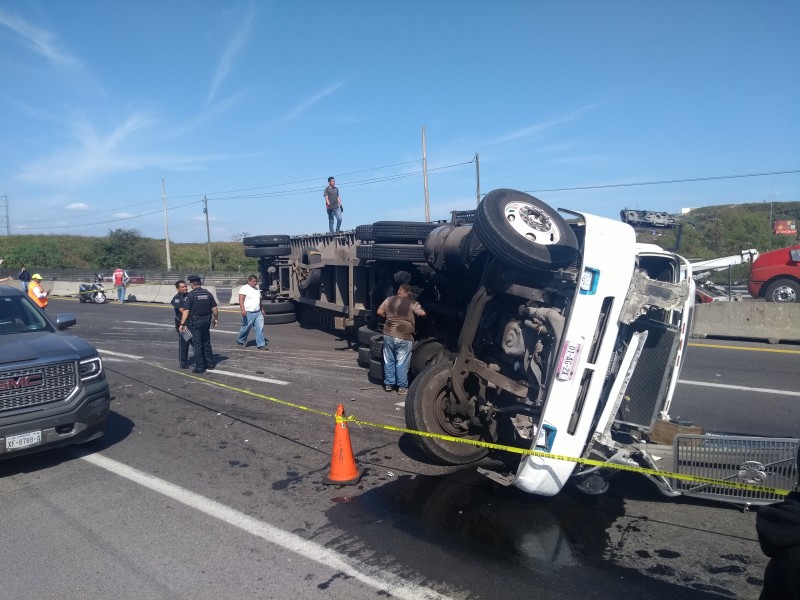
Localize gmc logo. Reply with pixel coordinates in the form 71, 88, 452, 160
0, 374, 43, 391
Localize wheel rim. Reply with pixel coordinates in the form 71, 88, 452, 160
772, 285, 797, 302
431, 384, 472, 438
504, 201, 562, 245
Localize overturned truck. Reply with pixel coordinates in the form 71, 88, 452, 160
245, 189, 797, 504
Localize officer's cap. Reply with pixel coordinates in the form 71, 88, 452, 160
187, 274, 202, 284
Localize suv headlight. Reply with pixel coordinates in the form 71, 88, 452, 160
79, 356, 104, 381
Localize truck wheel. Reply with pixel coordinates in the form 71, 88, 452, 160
357, 346, 371, 367
410, 339, 444, 376
263, 312, 296, 324
262, 300, 295, 314
404, 362, 489, 465
369, 334, 384, 360
355, 225, 374, 241
368, 358, 384, 383
764, 279, 799, 303
243, 234, 291, 247
245, 246, 291, 257
360, 244, 426, 262
475, 189, 578, 270
371, 221, 440, 243
357, 324, 382, 345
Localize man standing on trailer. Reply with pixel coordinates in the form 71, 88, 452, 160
324, 176, 343, 233
377, 283, 426, 394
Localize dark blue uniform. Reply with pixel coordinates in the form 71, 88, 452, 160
183, 286, 218, 372
171, 291, 193, 368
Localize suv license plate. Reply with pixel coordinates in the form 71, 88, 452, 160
6, 430, 42, 451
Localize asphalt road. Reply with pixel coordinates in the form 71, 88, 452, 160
1, 297, 798, 599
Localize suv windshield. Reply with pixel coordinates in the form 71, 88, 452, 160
0, 295, 51, 334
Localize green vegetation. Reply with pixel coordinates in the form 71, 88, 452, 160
0, 228, 260, 272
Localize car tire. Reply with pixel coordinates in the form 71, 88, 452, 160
404, 361, 489, 465
262, 300, 295, 314
357, 244, 426, 262
243, 234, 291, 247
263, 312, 296, 324
475, 189, 579, 270
764, 278, 799, 303
245, 246, 291, 258
371, 221, 440, 243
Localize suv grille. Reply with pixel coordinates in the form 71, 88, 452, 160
0, 361, 78, 412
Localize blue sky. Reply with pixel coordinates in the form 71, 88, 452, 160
1, 1, 798, 243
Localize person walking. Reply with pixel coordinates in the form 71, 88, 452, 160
376, 283, 426, 394
324, 176, 343, 233
28, 273, 49, 309
113, 267, 130, 303
171, 279, 193, 369
18, 266, 31, 292
236, 275, 268, 350
179, 275, 219, 374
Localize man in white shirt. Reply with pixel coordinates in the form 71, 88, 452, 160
236, 275, 268, 350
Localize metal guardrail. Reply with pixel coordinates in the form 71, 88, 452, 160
672, 434, 799, 506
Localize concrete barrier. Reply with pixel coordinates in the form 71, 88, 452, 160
692, 300, 800, 344
49, 280, 79, 298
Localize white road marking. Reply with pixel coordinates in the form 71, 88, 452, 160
678, 379, 800, 397
98, 349, 144, 360
207, 369, 289, 385
77, 453, 451, 600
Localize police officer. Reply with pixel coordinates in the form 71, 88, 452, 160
171, 279, 193, 369
179, 275, 218, 374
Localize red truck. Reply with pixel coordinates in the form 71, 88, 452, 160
748, 244, 800, 303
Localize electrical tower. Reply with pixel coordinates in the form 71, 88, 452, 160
0, 196, 9, 235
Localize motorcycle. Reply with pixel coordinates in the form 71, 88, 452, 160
78, 274, 107, 304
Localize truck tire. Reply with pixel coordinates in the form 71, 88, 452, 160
410, 339, 444, 376
245, 246, 291, 258
368, 358, 384, 383
764, 279, 799, 303
357, 244, 426, 262
475, 189, 578, 270
357, 324, 382, 345
369, 334, 384, 360
263, 312, 296, 324
371, 221, 440, 243
301, 247, 322, 266
262, 300, 295, 314
355, 225, 374, 241
357, 346, 371, 367
404, 361, 489, 465
243, 234, 291, 247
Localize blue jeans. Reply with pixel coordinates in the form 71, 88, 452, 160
383, 335, 413, 389
116, 285, 126, 303
327, 206, 342, 233
237, 311, 267, 347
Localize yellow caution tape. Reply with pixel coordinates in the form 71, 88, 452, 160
146, 360, 794, 497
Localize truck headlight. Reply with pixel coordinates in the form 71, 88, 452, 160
79, 357, 104, 381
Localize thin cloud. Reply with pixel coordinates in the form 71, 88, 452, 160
0, 7, 82, 69
66, 202, 89, 210
485, 103, 606, 147
207, 3, 256, 105
278, 78, 354, 123
114, 212, 133, 218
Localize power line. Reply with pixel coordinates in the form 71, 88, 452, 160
525, 169, 800, 194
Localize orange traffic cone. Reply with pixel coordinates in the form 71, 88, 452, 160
323, 404, 363, 486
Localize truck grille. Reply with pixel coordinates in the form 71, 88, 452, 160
672, 434, 799, 506
0, 361, 78, 412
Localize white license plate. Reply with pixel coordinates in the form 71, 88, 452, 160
5, 430, 42, 451
556, 340, 581, 381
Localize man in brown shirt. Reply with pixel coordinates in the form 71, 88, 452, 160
376, 283, 426, 394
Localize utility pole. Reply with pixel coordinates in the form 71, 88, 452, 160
162, 178, 172, 271
0, 195, 9, 235
475, 153, 480, 207
203, 195, 213, 271
422, 126, 430, 222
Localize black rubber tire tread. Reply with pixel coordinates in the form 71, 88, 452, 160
474, 189, 578, 270
410, 339, 444, 376
368, 358, 384, 381
298, 268, 321, 292
243, 234, 291, 247
357, 324, 382, 345
356, 245, 373, 260
764, 278, 800, 303
404, 361, 489, 465
244, 246, 291, 258
357, 346, 371, 367
364, 244, 426, 262
261, 300, 295, 314
369, 334, 384, 360
355, 225, 374, 241
263, 312, 297, 325
371, 221, 440, 243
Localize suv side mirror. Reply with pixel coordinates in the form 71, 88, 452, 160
55, 313, 77, 330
